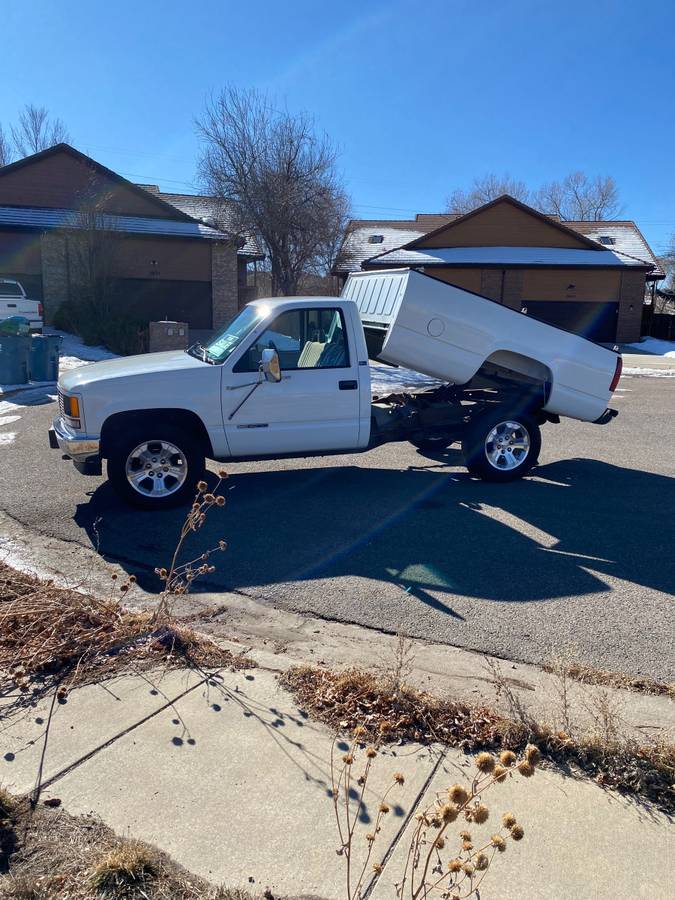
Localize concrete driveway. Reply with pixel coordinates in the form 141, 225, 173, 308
0, 375, 673, 680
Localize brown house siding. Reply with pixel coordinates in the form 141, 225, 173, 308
113, 237, 212, 281
422, 267, 482, 293
0, 152, 176, 218
416, 203, 593, 250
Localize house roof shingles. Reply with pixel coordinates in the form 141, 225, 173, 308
0, 205, 226, 239
363, 245, 653, 269
334, 211, 663, 278
137, 187, 264, 260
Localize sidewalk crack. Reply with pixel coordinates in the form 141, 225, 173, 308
363, 745, 448, 898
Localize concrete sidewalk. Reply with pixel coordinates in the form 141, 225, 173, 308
1, 664, 672, 899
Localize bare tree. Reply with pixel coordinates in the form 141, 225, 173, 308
66, 184, 122, 314
11, 103, 70, 157
446, 171, 623, 221
196, 86, 350, 296
446, 173, 530, 213
0, 124, 11, 167
532, 172, 622, 220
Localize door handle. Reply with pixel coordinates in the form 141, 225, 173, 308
339, 380, 358, 390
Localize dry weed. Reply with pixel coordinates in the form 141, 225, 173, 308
281, 665, 675, 812
0, 564, 246, 715
0, 797, 253, 899
542, 660, 675, 699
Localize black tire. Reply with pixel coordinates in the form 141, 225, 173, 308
107, 423, 206, 510
462, 410, 540, 482
409, 431, 456, 450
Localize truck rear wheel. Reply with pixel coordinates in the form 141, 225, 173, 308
107, 424, 206, 510
462, 411, 540, 482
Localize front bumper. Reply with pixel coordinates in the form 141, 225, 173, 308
49, 416, 100, 463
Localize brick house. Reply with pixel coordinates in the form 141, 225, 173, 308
0, 144, 264, 329
333, 196, 663, 343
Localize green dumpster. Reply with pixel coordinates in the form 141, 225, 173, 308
30, 334, 62, 381
0, 334, 31, 384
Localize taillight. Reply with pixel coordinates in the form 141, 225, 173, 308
609, 355, 622, 392
38, 302, 43, 319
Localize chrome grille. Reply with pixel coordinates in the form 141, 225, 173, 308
58, 389, 66, 417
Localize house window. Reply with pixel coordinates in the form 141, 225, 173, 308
597, 236, 616, 246
368, 234, 384, 244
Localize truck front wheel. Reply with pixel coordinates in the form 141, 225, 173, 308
107, 424, 206, 510
462, 411, 540, 482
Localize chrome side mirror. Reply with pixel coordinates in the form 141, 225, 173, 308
260, 348, 281, 382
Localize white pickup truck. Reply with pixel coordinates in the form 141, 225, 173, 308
49, 269, 621, 509
0, 279, 43, 332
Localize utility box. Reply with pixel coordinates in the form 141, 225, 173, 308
148, 321, 189, 353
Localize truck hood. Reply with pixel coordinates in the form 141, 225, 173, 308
59, 350, 207, 392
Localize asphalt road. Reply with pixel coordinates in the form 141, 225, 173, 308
1, 375, 674, 680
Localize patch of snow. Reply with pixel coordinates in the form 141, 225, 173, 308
627, 337, 675, 357
0, 389, 57, 415
0, 432, 16, 445
46, 328, 118, 369
0, 415, 20, 426
370, 363, 442, 394
622, 367, 675, 377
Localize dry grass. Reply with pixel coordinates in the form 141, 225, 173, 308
0, 795, 255, 899
281, 665, 675, 812
542, 660, 675, 699
0, 562, 250, 715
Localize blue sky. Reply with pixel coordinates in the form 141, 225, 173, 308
2, 0, 674, 255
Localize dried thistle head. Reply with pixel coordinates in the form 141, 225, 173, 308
499, 749, 517, 767
475, 752, 495, 773
462, 862, 475, 876
353, 725, 367, 738
372, 862, 383, 874
393, 772, 405, 785
462, 840, 473, 851
524, 743, 542, 766
379, 803, 390, 814
365, 747, 377, 759
447, 858, 462, 873
434, 835, 445, 849
440, 803, 458, 823
448, 784, 469, 805
196, 480, 207, 492
475, 853, 489, 871
472, 803, 489, 825
459, 830, 472, 842
510, 824, 525, 841
342, 754, 354, 765
517, 760, 535, 778
491, 834, 506, 851
216, 495, 225, 506
502, 813, 517, 829
493, 764, 508, 783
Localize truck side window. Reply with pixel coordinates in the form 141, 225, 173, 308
233, 308, 350, 372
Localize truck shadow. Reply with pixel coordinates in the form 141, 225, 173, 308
73, 457, 675, 612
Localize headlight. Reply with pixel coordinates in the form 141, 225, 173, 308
59, 391, 82, 428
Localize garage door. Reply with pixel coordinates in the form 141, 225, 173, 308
110, 279, 213, 329
524, 301, 618, 343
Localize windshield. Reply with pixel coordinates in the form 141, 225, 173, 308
197, 305, 270, 363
